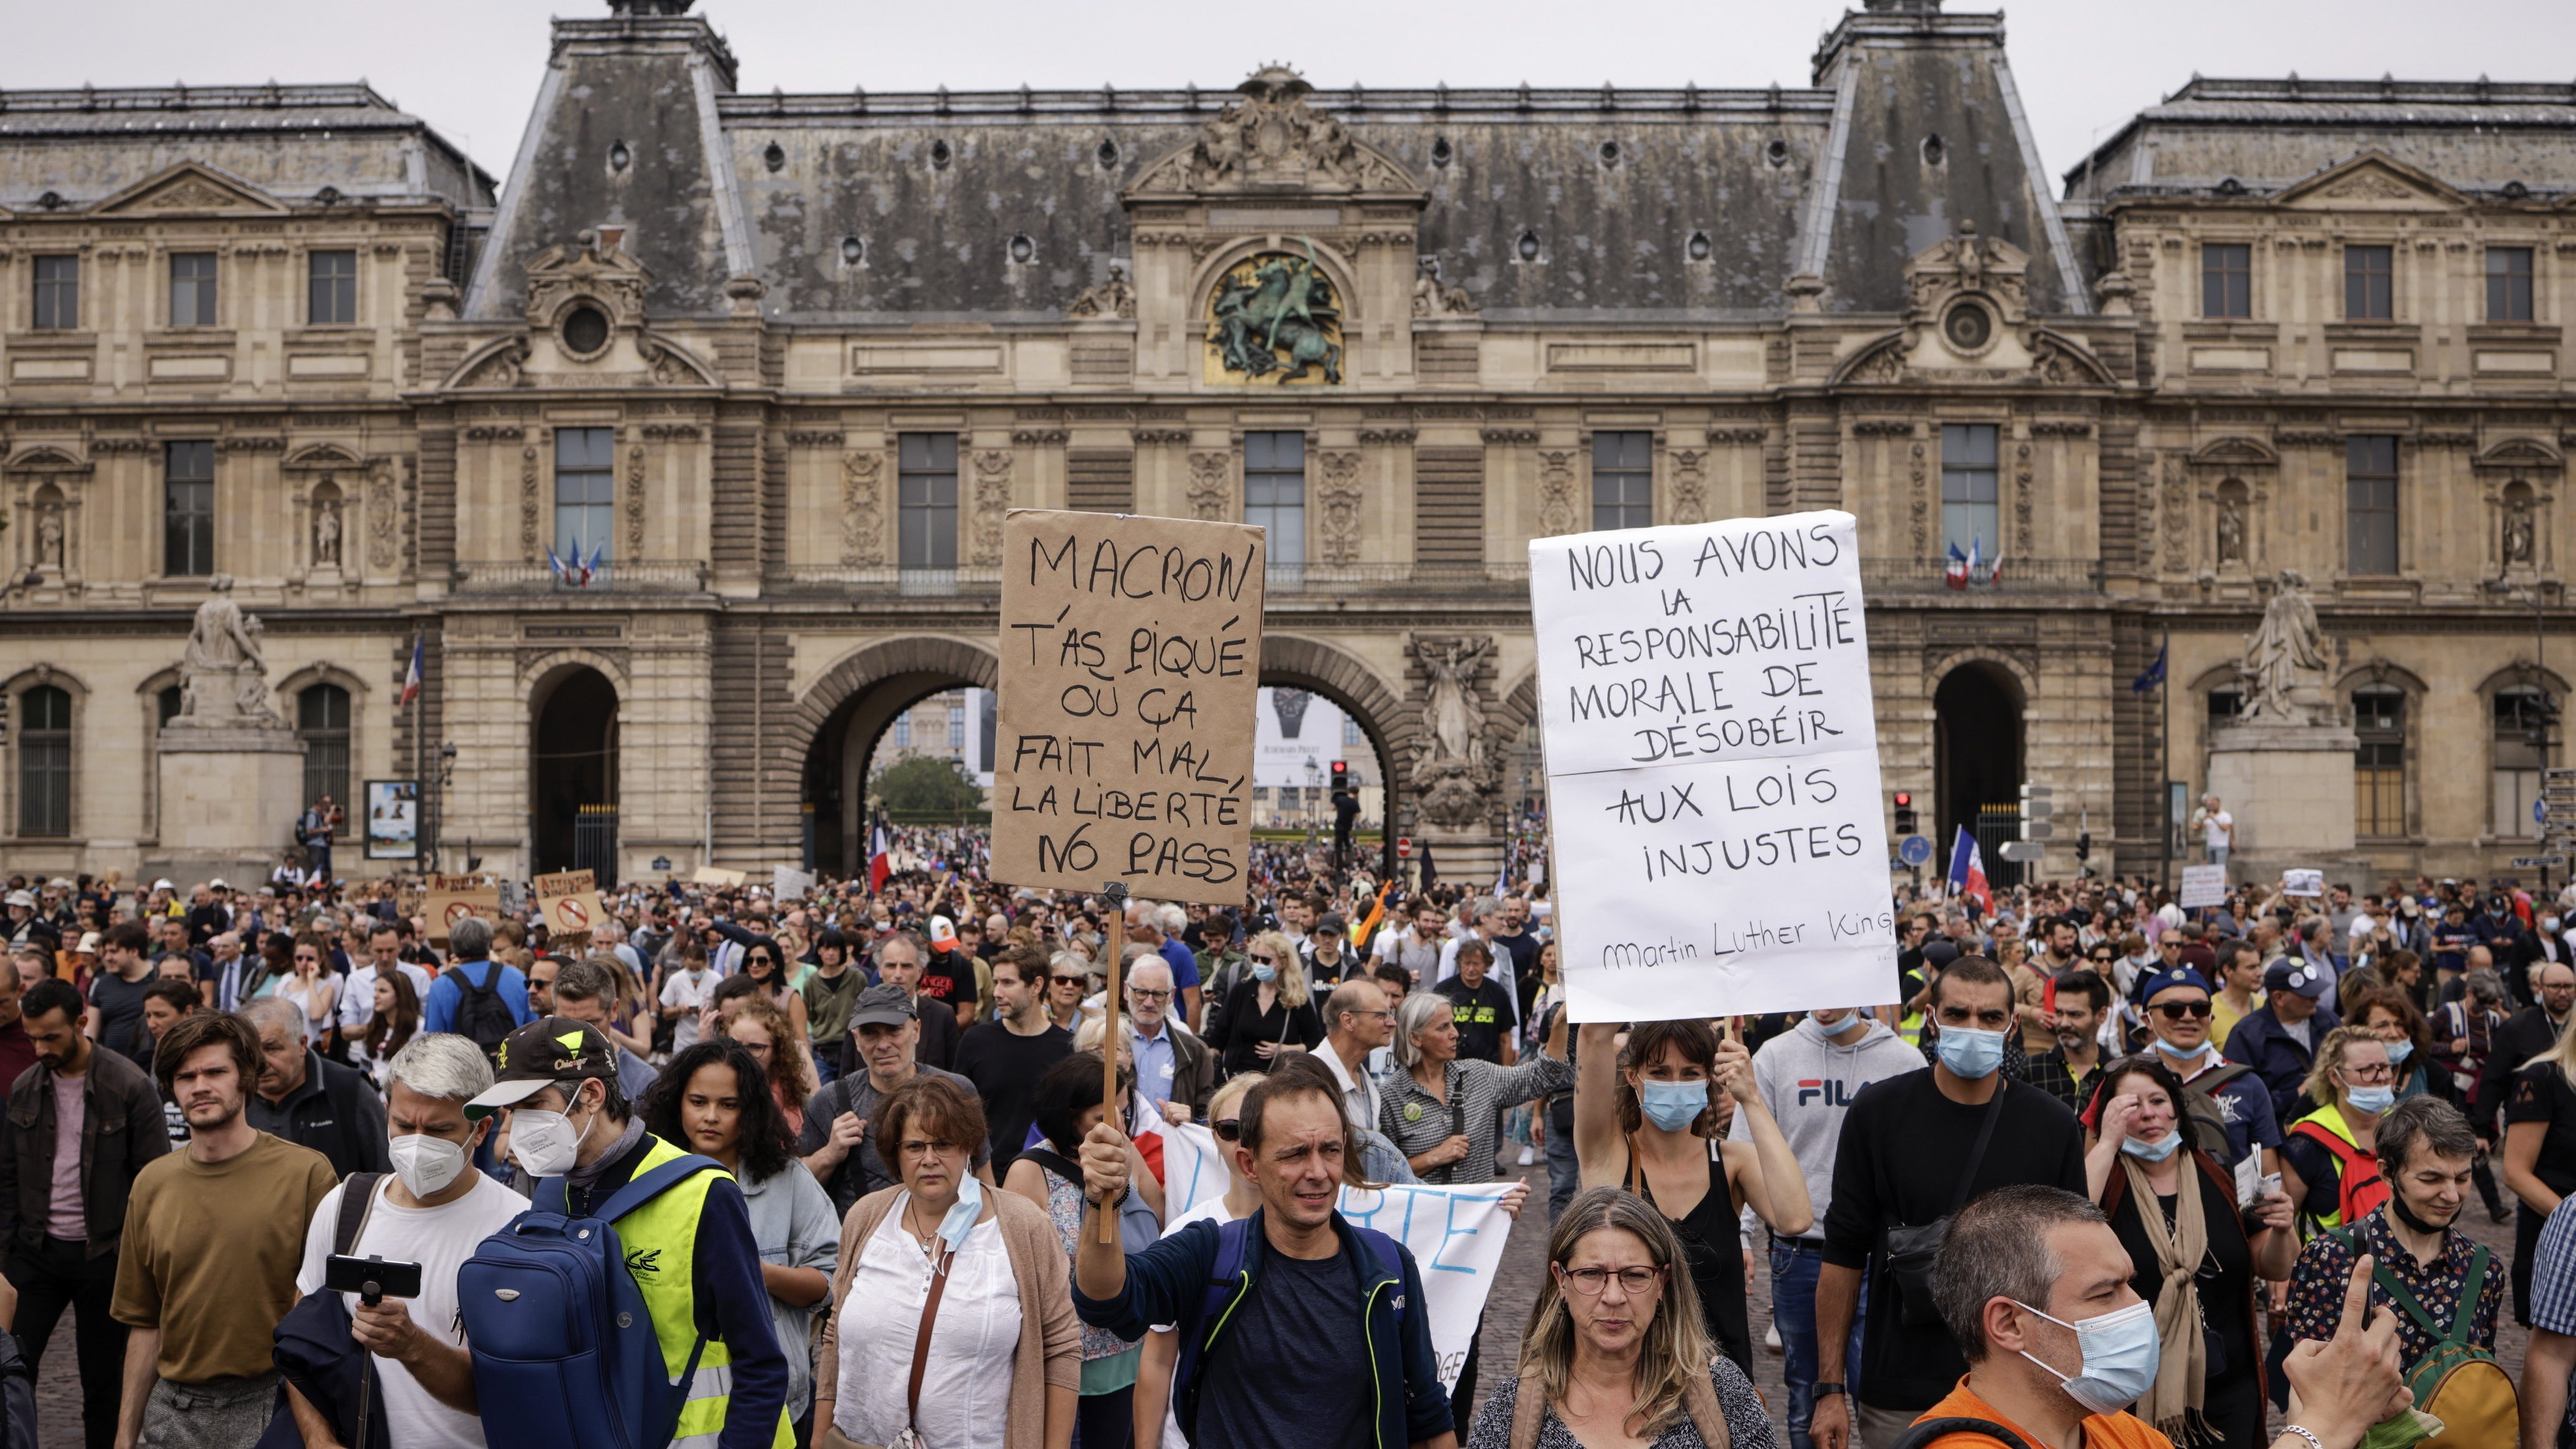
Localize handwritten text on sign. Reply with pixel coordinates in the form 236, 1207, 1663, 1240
1530, 510, 1896, 1021
991, 509, 1264, 904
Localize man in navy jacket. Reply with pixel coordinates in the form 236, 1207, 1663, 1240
1071, 1073, 1454, 1449
2223, 956, 2340, 1124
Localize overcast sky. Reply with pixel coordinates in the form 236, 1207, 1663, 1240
9, 0, 2574, 190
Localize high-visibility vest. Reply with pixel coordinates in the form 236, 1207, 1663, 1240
2288, 1103, 2388, 1238
614, 1135, 794, 1449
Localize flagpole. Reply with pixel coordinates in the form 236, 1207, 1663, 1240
2157, 625, 2172, 897
411, 633, 426, 873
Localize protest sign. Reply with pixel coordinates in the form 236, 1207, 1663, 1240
689, 865, 747, 888
1157, 1122, 1514, 1393
771, 865, 816, 901
991, 508, 1264, 904
2283, 868, 2325, 897
535, 870, 606, 939
1528, 509, 1894, 1021
423, 874, 499, 944
2179, 864, 2228, 909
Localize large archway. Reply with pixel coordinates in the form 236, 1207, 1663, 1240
1260, 635, 1414, 881
793, 639, 1001, 877
530, 664, 619, 875
1934, 661, 2025, 883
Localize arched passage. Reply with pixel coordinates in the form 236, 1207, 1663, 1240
793, 639, 1001, 877
1261, 635, 1414, 878
531, 664, 619, 875
1934, 661, 2025, 881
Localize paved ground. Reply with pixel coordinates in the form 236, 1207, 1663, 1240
21, 1159, 2539, 1448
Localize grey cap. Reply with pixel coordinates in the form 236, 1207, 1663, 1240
848, 982, 918, 1029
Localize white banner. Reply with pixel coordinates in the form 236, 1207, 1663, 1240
1529, 510, 1896, 1021
2178, 864, 2226, 909
1253, 687, 1348, 788
1156, 1123, 1516, 1392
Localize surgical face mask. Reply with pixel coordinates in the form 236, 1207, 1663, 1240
2344, 1084, 2396, 1116
1638, 1079, 1707, 1132
2014, 1298, 2162, 1417
508, 1088, 598, 1179
1934, 1025, 2008, 1079
1811, 1008, 1854, 1029
2159, 1035, 2218, 1062
2384, 1038, 2413, 1067
935, 1172, 985, 1252
389, 1132, 470, 1198
1251, 964, 1277, 983
2119, 1129, 2183, 1162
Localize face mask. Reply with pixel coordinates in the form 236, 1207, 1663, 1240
2119, 1129, 2183, 1162
508, 1091, 598, 1179
1935, 1025, 2007, 1079
2159, 1036, 2217, 1062
1638, 1079, 1706, 1132
389, 1132, 470, 1198
2345, 1084, 2396, 1115
1251, 964, 1277, 983
935, 1172, 985, 1251
1811, 1008, 1854, 1029
2015, 1298, 2162, 1417
2384, 1038, 2413, 1066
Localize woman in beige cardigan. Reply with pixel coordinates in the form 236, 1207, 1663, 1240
813, 1074, 1079, 1449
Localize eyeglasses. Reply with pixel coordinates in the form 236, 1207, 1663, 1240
1051, 974, 1086, 987
2339, 1063, 2395, 1085
2152, 1000, 2214, 1020
1128, 987, 1173, 1002
1557, 1265, 1664, 1296
897, 1139, 965, 1160
1211, 1119, 1242, 1142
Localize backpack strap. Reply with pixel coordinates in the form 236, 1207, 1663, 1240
594, 1152, 725, 1223
1508, 1372, 1545, 1449
1679, 1364, 1731, 1449
1018, 1147, 1087, 1192
1886, 1417, 2036, 1449
333, 1174, 384, 1256
2445, 1245, 2491, 1349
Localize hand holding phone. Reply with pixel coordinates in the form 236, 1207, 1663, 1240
325, 1253, 424, 1306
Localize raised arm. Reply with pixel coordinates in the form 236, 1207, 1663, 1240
1572, 1020, 1624, 1189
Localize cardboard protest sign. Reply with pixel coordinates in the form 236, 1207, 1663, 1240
2179, 864, 2228, 909
1529, 509, 1895, 1021
2283, 868, 2324, 897
690, 865, 747, 888
535, 870, 606, 939
423, 874, 499, 944
991, 509, 1264, 904
771, 866, 816, 901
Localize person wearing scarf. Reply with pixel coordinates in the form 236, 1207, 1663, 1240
2081, 1055, 2297, 1447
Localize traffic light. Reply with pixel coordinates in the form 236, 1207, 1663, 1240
1330, 759, 1349, 791
1891, 790, 1917, 837
2076, 830, 2092, 863
2019, 784, 2054, 841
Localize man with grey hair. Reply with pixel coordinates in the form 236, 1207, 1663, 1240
242, 997, 389, 1180
1125, 899, 1204, 1030
1124, 954, 1213, 1121
866, 930, 957, 1071
417, 916, 531, 1051
290, 1035, 524, 1449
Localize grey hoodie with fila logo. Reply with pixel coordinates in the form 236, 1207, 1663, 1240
1751, 1011, 1927, 1239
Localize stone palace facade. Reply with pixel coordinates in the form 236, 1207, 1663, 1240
0, 0, 2569, 884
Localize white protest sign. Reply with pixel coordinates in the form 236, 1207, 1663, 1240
1529, 510, 1895, 1021
2179, 864, 2227, 909
771, 865, 816, 901
2283, 868, 2324, 897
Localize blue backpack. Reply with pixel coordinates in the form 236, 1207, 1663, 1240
459, 1154, 722, 1449
1169, 1215, 1406, 1440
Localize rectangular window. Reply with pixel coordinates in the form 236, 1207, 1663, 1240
948, 707, 965, 753
2344, 245, 2394, 320
898, 433, 958, 570
169, 252, 217, 327
32, 256, 77, 330
2487, 247, 2535, 323
1940, 424, 2000, 559
297, 686, 352, 816
2345, 436, 2399, 575
2493, 689, 2552, 838
2201, 243, 2251, 319
1591, 431, 1654, 532
894, 712, 912, 749
2354, 689, 2405, 838
163, 441, 215, 577
553, 428, 615, 565
1244, 432, 1306, 567
308, 250, 357, 325
16, 687, 71, 839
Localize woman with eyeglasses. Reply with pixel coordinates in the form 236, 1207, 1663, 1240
2340, 987, 2432, 1102
726, 991, 816, 1134
813, 1073, 1079, 1449
2279, 1026, 2396, 1238
1206, 930, 1323, 1079
256, 930, 341, 1037
1465, 1186, 1775, 1449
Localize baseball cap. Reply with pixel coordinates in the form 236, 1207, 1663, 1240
209, 878, 229, 891
2135, 966, 2213, 1005
2, 891, 31, 909
465, 1018, 619, 1118
2263, 960, 2329, 999
847, 983, 918, 1030
928, 915, 958, 947
152, 879, 174, 892
1921, 939, 1963, 968
74, 932, 99, 955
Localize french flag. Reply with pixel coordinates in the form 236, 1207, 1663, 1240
1945, 542, 1970, 590
1945, 825, 1992, 915
399, 635, 422, 709
867, 820, 892, 894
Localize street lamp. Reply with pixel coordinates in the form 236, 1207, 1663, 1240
1304, 757, 1322, 850
429, 742, 458, 872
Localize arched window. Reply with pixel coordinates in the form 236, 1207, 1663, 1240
2353, 686, 2405, 839
2493, 686, 2555, 838
297, 683, 351, 813
17, 686, 71, 837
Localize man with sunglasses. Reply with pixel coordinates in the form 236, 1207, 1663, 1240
2138, 964, 2282, 1175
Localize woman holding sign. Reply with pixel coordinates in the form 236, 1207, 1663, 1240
1573, 1018, 1813, 1376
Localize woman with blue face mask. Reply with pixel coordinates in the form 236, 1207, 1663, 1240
2342, 989, 2432, 1102
2081, 1057, 2294, 1447
1571, 1018, 1815, 1377
2279, 1029, 2397, 1241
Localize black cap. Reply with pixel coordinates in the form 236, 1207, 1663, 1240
847, 982, 918, 1030
465, 1017, 618, 1118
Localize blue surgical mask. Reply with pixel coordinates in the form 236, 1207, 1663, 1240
2119, 1129, 2183, 1163
1638, 1079, 1706, 1132
1935, 1025, 2008, 1079
2384, 1038, 2413, 1067
2160, 1036, 2218, 1063
1251, 964, 1277, 983
2014, 1297, 2162, 1417
2345, 1084, 2396, 1115
935, 1172, 985, 1252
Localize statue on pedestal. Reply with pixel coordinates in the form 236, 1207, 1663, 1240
174, 575, 281, 727
1410, 634, 1496, 829
2237, 569, 2332, 724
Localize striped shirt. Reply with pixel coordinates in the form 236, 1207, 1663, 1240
2532, 1197, 2576, 1442
1378, 1052, 1573, 1185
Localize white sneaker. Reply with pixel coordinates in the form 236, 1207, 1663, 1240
1517, 1146, 1536, 1166
1765, 1323, 1782, 1353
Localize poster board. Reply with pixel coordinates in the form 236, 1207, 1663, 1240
1527, 509, 1895, 1021
423, 874, 499, 944
690, 866, 748, 888
2283, 868, 2325, 897
990, 509, 1264, 904
362, 780, 420, 861
2179, 864, 2228, 909
771, 866, 817, 901
535, 870, 606, 939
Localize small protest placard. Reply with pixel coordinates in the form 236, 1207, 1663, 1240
1529, 509, 1894, 1021
2179, 864, 2228, 909
990, 509, 1263, 904
771, 866, 816, 901
2283, 868, 2325, 897
535, 870, 606, 940
423, 874, 499, 944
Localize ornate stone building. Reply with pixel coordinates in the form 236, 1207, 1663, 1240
0, 0, 2567, 883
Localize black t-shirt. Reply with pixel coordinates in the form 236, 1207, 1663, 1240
88, 972, 154, 1059
2107, 1166, 2256, 1384
917, 947, 972, 1012
1196, 1246, 1371, 1449
2506, 1061, 2576, 1197
1820, 1071, 2088, 1412
1433, 975, 1516, 1064
951, 1020, 1073, 1173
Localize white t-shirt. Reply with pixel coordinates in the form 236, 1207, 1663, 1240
660, 968, 715, 1049
2201, 810, 2233, 848
836, 1208, 1019, 1449
336, 961, 437, 1037
295, 1171, 528, 1449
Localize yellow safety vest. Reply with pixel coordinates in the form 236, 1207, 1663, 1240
614, 1134, 796, 1449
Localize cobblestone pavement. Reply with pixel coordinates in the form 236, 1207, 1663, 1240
21, 1162, 2542, 1448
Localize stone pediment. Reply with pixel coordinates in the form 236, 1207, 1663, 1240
2473, 436, 2564, 473
523, 230, 656, 329
2191, 436, 2279, 470
90, 162, 289, 217
1130, 66, 1421, 199
2276, 151, 2468, 211
0, 446, 91, 477
280, 442, 369, 472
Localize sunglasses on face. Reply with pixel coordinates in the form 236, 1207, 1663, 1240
2152, 1000, 2213, 1020
1050, 974, 1085, 987
1211, 1119, 1242, 1142
1251, 954, 1279, 964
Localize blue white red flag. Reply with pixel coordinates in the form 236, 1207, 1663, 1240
1945, 825, 1992, 914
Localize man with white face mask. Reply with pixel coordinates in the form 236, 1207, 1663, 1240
288, 1035, 522, 1449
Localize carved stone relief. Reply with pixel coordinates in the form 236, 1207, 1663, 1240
1186, 451, 1233, 522
1537, 449, 1578, 537
841, 452, 884, 565
1909, 441, 1930, 553
1408, 633, 1499, 831
626, 444, 647, 558
520, 444, 541, 562
1316, 450, 1363, 561
367, 460, 399, 571
1667, 447, 1707, 525
970, 450, 1013, 564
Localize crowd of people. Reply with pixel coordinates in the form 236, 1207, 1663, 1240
0, 846, 2566, 1449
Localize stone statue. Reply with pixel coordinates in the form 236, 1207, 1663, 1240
313, 499, 342, 567
2504, 495, 2536, 566
1419, 636, 1492, 767
34, 510, 61, 570
174, 575, 280, 726
2237, 569, 2331, 724
2215, 495, 2244, 566
1208, 246, 1343, 384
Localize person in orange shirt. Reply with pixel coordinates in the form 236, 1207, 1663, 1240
1897, 1183, 2415, 1449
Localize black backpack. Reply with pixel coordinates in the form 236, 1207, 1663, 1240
454, 962, 519, 1057
1885, 1418, 2034, 1449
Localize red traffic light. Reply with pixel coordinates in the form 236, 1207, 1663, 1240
1893, 791, 1912, 807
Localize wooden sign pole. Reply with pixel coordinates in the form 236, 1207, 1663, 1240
1097, 880, 1129, 1245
